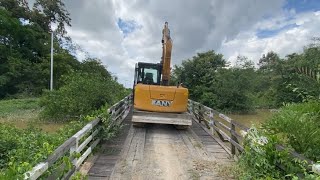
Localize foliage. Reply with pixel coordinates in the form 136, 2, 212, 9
40, 72, 128, 120
237, 127, 319, 179
0, 0, 76, 99
0, 121, 85, 179
0, 98, 127, 179
237, 101, 320, 179
263, 101, 320, 161
0, 98, 38, 117
171, 51, 253, 113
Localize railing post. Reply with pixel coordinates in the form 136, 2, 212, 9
231, 122, 236, 155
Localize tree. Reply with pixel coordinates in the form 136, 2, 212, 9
33, 0, 71, 35
172, 51, 253, 112
0, 0, 73, 98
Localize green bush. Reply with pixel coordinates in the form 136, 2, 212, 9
264, 101, 320, 161
0, 103, 126, 179
40, 72, 128, 120
237, 101, 320, 179
0, 122, 85, 179
236, 127, 310, 179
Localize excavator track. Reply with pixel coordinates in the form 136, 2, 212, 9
85, 111, 234, 180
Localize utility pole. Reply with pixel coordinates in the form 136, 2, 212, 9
50, 31, 54, 90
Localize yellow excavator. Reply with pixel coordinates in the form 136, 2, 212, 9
132, 22, 192, 128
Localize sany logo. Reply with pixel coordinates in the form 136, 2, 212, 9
152, 100, 173, 107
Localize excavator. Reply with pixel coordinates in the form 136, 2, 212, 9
132, 22, 192, 128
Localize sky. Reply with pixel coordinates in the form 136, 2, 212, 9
51, 1, 320, 87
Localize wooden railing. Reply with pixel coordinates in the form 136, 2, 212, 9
24, 95, 132, 180
188, 99, 248, 156
188, 99, 319, 175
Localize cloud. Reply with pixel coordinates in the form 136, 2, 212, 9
59, 0, 319, 87
220, 11, 320, 65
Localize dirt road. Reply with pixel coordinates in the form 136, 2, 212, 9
108, 123, 234, 180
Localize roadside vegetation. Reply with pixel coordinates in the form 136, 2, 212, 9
0, 98, 64, 132
0, 0, 129, 178
171, 39, 320, 179
1, 0, 319, 179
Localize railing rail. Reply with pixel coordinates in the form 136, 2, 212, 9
188, 99, 247, 155
188, 99, 319, 175
24, 94, 132, 180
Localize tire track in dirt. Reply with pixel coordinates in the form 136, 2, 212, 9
109, 123, 234, 180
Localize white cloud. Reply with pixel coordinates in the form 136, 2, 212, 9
60, 0, 319, 88
220, 11, 320, 65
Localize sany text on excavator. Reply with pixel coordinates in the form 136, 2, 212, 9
132, 22, 192, 128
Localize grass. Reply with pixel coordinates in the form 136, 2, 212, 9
0, 98, 39, 118
0, 98, 65, 133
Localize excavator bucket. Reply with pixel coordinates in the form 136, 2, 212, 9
132, 110, 192, 126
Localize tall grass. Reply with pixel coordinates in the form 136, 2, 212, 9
264, 101, 320, 161
0, 98, 39, 118
237, 101, 320, 179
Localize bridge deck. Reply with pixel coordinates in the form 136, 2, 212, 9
83, 111, 234, 179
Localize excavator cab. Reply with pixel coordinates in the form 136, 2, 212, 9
134, 62, 161, 86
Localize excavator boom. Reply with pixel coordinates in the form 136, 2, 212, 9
161, 22, 172, 86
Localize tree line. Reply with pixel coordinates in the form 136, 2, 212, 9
0, 0, 129, 120
171, 41, 320, 113
2, 0, 320, 114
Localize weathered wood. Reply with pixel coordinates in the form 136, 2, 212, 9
231, 120, 249, 131
77, 135, 93, 153
192, 117, 232, 156
47, 137, 76, 167
24, 162, 48, 180
73, 119, 100, 140
231, 123, 236, 155
212, 119, 226, 141
189, 98, 317, 173
276, 144, 314, 165
25, 94, 132, 179
210, 124, 230, 142
62, 166, 76, 180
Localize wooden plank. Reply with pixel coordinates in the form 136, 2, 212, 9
77, 135, 93, 153
192, 118, 232, 155
79, 155, 98, 176
62, 165, 76, 180
276, 144, 314, 167
231, 123, 236, 155
218, 113, 232, 123
24, 162, 48, 180
47, 137, 76, 166
231, 120, 249, 131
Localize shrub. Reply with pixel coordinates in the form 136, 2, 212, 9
40, 72, 128, 120
0, 122, 85, 179
237, 101, 320, 179
263, 101, 320, 161
0, 102, 125, 179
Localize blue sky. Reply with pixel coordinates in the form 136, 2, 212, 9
256, 24, 299, 38
117, 18, 141, 37
284, 0, 320, 13
255, 0, 320, 39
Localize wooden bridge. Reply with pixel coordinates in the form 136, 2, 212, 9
24, 95, 316, 179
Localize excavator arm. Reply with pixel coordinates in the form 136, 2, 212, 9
161, 22, 173, 86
